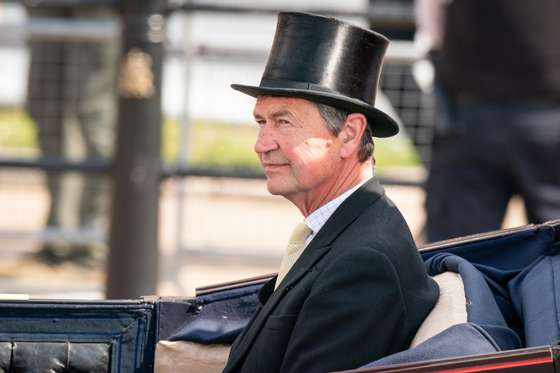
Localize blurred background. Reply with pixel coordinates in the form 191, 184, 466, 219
0, 0, 526, 299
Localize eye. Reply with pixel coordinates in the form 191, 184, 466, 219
255, 119, 266, 127
277, 118, 291, 127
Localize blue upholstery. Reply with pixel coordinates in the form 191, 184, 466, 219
421, 224, 557, 269
168, 284, 262, 344
425, 253, 522, 350
361, 323, 499, 368
509, 250, 560, 346
361, 224, 558, 368
422, 223, 559, 347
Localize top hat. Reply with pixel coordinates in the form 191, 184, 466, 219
231, 12, 399, 137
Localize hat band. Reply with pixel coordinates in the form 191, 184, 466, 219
260, 79, 336, 94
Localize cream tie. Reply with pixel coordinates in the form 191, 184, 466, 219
275, 221, 312, 290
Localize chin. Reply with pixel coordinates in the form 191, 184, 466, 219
266, 178, 292, 196
266, 181, 283, 195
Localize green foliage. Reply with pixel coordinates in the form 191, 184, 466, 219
162, 118, 261, 168
0, 109, 39, 155
375, 135, 419, 168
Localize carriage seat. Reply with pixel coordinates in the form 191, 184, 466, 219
155, 243, 560, 372
154, 270, 473, 373
410, 271, 468, 347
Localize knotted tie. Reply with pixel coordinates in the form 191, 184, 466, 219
275, 221, 312, 290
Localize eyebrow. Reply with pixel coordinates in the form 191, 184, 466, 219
253, 109, 294, 120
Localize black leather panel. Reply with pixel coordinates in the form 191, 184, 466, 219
68, 343, 111, 373
0, 342, 11, 373
12, 342, 66, 372
0, 341, 110, 372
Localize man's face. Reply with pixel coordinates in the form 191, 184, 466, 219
253, 96, 343, 204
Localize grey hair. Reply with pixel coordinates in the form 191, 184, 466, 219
315, 103, 375, 162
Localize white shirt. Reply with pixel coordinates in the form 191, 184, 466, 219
303, 178, 371, 247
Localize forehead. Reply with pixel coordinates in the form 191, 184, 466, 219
253, 96, 319, 117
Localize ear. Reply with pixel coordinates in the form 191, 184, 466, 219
339, 113, 367, 159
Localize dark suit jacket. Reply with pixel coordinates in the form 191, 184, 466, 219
222, 179, 439, 373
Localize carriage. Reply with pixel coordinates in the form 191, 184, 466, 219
1, 220, 559, 372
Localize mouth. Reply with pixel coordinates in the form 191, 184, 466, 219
262, 163, 288, 172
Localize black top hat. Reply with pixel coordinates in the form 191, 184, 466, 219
231, 12, 399, 138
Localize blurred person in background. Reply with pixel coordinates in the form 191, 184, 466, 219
223, 12, 437, 373
25, 3, 119, 267
414, 0, 445, 55
422, 0, 560, 242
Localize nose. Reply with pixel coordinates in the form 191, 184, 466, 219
254, 125, 278, 154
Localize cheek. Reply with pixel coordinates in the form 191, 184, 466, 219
298, 138, 336, 161
290, 139, 338, 176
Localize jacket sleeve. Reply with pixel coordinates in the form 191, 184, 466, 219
279, 247, 410, 373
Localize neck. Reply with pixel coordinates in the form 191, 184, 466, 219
290, 160, 373, 217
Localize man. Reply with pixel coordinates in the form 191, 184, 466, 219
424, 0, 560, 241
26, 4, 118, 266
223, 12, 438, 373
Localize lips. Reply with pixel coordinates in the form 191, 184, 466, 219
262, 163, 288, 172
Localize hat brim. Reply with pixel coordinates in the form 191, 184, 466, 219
231, 83, 399, 138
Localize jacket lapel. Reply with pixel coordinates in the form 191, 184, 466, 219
225, 243, 330, 372
224, 178, 385, 372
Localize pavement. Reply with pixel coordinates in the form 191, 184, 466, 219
0, 168, 527, 300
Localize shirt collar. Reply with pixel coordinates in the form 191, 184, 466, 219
303, 177, 371, 246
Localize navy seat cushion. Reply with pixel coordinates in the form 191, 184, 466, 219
509, 253, 560, 347
361, 323, 499, 368
425, 253, 522, 350
168, 284, 262, 344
